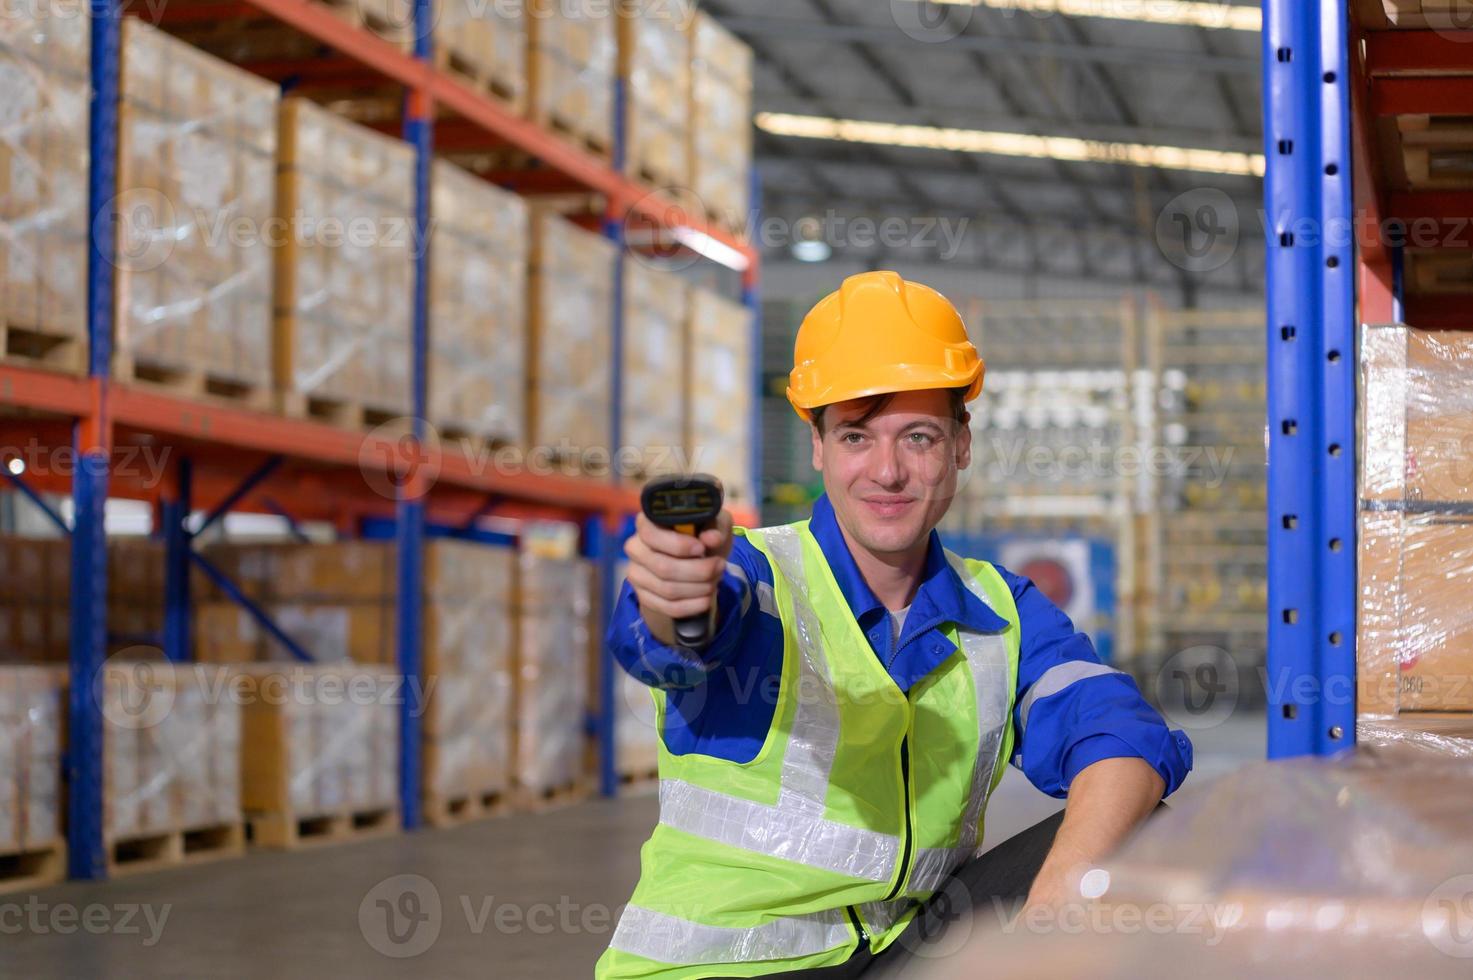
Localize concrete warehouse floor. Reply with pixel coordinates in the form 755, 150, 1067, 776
6, 714, 1264, 979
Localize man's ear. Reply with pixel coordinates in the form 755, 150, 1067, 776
956, 412, 972, 471
811, 423, 824, 472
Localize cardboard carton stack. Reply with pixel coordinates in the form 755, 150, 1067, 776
621, 262, 688, 479
618, 0, 692, 187
686, 285, 754, 504
0, 666, 64, 861
526, 0, 615, 154
516, 546, 594, 797
689, 11, 753, 232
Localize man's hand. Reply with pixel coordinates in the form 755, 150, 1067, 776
1023, 757, 1165, 913
624, 510, 734, 649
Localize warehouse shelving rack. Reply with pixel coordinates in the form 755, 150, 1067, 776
0, 0, 760, 879
1263, 2, 1464, 758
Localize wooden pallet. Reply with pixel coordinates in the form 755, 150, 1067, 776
617, 765, 659, 791
107, 822, 245, 878
423, 790, 511, 829
277, 390, 408, 432
0, 841, 66, 896
115, 355, 275, 412
510, 779, 592, 814
529, 109, 613, 163
247, 805, 399, 850
433, 45, 524, 115
317, 0, 413, 51
0, 321, 85, 375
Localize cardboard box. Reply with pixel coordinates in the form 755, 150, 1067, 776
0, 666, 64, 853
526, 0, 614, 152
617, 0, 692, 185
688, 11, 753, 229
622, 262, 687, 477
686, 285, 753, 503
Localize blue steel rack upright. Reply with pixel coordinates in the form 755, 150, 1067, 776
1261, 0, 1357, 758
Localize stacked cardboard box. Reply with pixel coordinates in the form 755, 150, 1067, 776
114, 19, 277, 399
429, 160, 530, 447
0, 666, 64, 856
238, 663, 398, 829
433, 0, 527, 111
0, 2, 89, 370
689, 11, 753, 231
622, 262, 687, 478
1359, 324, 1473, 717
528, 210, 616, 462
527, 0, 615, 154
102, 662, 241, 843
618, 0, 692, 187
516, 548, 593, 795
611, 561, 661, 779
275, 97, 414, 423
686, 285, 753, 503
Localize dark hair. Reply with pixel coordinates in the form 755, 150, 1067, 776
811, 387, 969, 437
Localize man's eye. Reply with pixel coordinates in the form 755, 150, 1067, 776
841, 432, 863, 445
908, 432, 935, 446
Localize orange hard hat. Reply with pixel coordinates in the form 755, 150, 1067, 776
786, 271, 985, 422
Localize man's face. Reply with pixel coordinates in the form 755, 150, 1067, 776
811, 388, 972, 557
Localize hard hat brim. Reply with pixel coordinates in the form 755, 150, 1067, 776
788, 361, 985, 423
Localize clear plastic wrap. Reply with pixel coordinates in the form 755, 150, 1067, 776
103, 662, 241, 841
527, 0, 615, 151
428, 160, 529, 446
276, 97, 414, 416
423, 541, 516, 802
433, 0, 526, 110
919, 750, 1473, 980
1359, 713, 1473, 759
618, 0, 692, 185
690, 11, 753, 226
1358, 324, 1473, 716
238, 663, 397, 819
686, 285, 753, 503
515, 549, 593, 793
0, 666, 63, 853
622, 262, 687, 477
115, 19, 277, 391
0, 2, 89, 354
529, 209, 615, 457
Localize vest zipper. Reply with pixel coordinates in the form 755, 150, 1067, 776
879, 734, 913, 903
846, 905, 869, 948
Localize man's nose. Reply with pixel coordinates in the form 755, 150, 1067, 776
869, 439, 906, 488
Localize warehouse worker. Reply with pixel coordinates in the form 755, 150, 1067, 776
596, 271, 1192, 979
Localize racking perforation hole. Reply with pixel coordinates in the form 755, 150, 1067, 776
1284, 609, 1298, 625
1278, 47, 1292, 62
1282, 326, 1296, 341
1278, 140, 1294, 155
1282, 704, 1298, 720
1280, 231, 1295, 247
1283, 515, 1298, 530
1329, 443, 1342, 457
1328, 349, 1341, 363
1327, 256, 1340, 269
1282, 420, 1298, 436
1325, 163, 1339, 176
1329, 631, 1343, 647
1323, 71, 1336, 83
1329, 538, 1343, 552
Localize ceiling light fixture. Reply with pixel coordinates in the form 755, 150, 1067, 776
908, 0, 1260, 32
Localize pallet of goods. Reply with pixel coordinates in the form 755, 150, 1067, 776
113, 19, 278, 410
429, 160, 529, 450
0, 1, 88, 375
526, 0, 615, 157
0, 666, 65, 894
275, 97, 414, 429
622, 262, 687, 480
433, 0, 527, 111
610, 562, 660, 788
239, 663, 399, 849
617, 0, 692, 188
101, 662, 245, 876
528, 210, 615, 468
515, 542, 594, 809
686, 285, 754, 505
688, 11, 753, 233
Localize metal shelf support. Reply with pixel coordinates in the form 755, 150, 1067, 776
1262, 0, 1358, 758
162, 457, 193, 662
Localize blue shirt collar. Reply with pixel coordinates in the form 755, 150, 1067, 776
807, 494, 1007, 636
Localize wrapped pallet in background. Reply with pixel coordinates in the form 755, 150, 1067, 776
686, 285, 753, 504
422, 541, 516, 820
102, 663, 243, 863
516, 546, 593, 798
239, 663, 399, 847
622, 262, 687, 479
689, 11, 753, 231
612, 561, 661, 782
1359, 325, 1473, 719
526, 0, 615, 154
429, 160, 529, 447
529, 210, 615, 462
275, 97, 414, 426
0, 666, 64, 862
618, 0, 692, 187
0, 0, 88, 373
114, 19, 277, 405
433, 0, 527, 111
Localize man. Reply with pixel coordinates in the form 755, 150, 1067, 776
596, 272, 1192, 979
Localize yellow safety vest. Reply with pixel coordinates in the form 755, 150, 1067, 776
597, 520, 1021, 979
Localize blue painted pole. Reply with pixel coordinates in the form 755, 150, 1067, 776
162, 457, 192, 662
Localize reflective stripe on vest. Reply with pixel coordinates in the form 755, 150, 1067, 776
650, 524, 902, 882
611, 905, 853, 966
859, 549, 1013, 930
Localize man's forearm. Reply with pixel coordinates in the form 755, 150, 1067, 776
1025, 757, 1165, 908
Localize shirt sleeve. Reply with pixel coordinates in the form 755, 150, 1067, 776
998, 565, 1194, 799
606, 534, 773, 691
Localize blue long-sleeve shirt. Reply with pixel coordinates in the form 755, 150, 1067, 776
608, 495, 1192, 798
